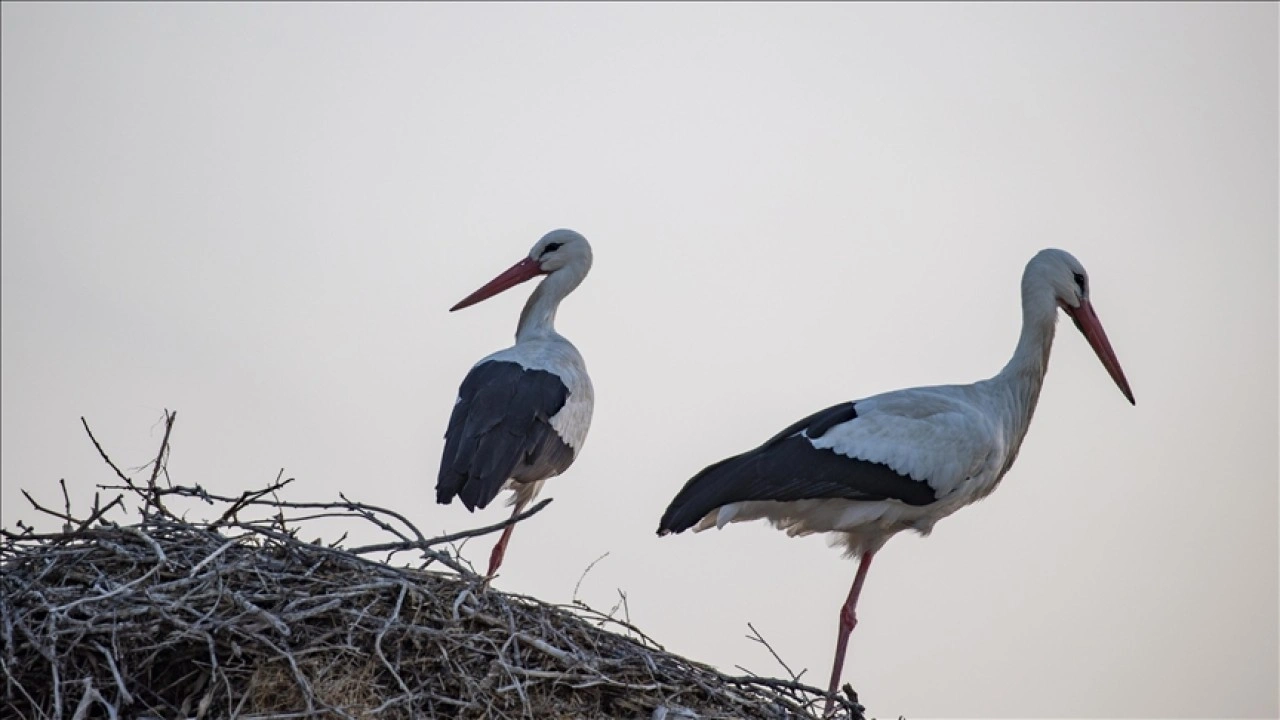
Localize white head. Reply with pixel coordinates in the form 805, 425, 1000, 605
1025, 248, 1135, 405
450, 229, 593, 311
528, 228, 593, 275
1024, 248, 1092, 311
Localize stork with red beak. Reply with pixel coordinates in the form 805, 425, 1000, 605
437, 229, 594, 580
658, 248, 1134, 715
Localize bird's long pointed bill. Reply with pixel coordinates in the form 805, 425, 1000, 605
1068, 300, 1136, 405
450, 257, 544, 311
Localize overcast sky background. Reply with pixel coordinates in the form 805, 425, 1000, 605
2, 3, 1276, 718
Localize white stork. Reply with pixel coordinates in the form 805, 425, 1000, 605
437, 229, 594, 579
657, 248, 1134, 715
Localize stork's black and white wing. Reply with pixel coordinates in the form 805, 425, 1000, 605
658, 386, 1002, 536
436, 359, 576, 512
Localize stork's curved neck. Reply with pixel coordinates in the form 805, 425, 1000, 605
990, 279, 1060, 444
516, 265, 586, 343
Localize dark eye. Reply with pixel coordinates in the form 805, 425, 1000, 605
1072, 272, 1087, 294
541, 242, 563, 256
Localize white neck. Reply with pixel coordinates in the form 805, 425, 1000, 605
515, 264, 587, 343
985, 279, 1061, 467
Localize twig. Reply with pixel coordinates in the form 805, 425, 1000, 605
348, 498, 554, 555
338, 493, 422, 545
572, 552, 610, 604
145, 410, 175, 513
60, 479, 73, 532
209, 478, 294, 529
20, 489, 80, 527
618, 589, 632, 627
92, 641, 134, 705
374, 583, 412, 698
80, 416, 134, 488
76, 493, 125, 533
745, 621, 803, 683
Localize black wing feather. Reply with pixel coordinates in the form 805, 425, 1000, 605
437, 361, 575, 511
657, 401, 937, 535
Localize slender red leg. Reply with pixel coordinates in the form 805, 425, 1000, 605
484, 505, 521, 580
824, 550, 875, 717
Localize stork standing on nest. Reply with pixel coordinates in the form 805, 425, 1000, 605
657, 248, 1135, 715
437, 229, 594, 580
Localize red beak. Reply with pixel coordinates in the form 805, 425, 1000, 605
1066, 299, 1135, 405
450, 257, 545, 312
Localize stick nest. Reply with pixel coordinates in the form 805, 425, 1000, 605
1, 412, 867, 719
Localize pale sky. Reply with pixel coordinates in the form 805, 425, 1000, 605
2, 3, 1276, 718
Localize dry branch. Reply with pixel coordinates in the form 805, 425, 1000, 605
1, 414, 868, 720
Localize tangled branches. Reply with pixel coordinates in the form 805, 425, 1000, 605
1, 412, 866, 719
